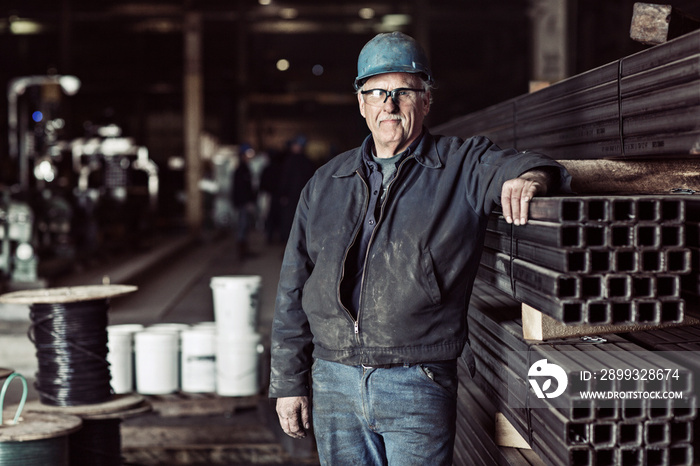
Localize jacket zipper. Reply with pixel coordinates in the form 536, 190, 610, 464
337, 169, 370, 343
354, 155, 413, 339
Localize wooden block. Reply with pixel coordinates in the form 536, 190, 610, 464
522, 303, 700, 341
494, 412, 531, 449
630, 2, 700, 45
529, 81, 551, 93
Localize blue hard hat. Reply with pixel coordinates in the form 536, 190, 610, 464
354, 31, 433, 90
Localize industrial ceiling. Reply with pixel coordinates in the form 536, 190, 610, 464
2, 0, 697, 163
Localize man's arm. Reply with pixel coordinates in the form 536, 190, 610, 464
500, 168, 555, 226
270, 179, 316, 438
276, 396, 311, 439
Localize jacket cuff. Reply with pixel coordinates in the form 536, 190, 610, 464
268, 375, 311, 399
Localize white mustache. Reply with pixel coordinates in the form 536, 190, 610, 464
379, 115, 404, 123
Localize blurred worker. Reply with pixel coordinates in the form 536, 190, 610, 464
278, 135, 316, 243
269, 31, 571, 465
231, 144, 256, 259
259, 149, 285, 244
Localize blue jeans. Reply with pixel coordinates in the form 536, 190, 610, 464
311, 358, 458, 466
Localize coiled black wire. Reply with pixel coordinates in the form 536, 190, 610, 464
69, 418, 122, 466
0, 437, 69, 465
29, 299, 113, 406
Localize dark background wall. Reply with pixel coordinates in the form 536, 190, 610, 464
2, 0, 699, 172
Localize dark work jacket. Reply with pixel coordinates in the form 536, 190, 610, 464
269, 130, 572, 398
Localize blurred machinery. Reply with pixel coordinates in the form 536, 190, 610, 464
4, 74, 159, 289
63, 124, 159, 254
0, 189, 41, 290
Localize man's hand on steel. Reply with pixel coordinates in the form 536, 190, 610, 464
501, 169, 551, 226
276, 396, 311, 439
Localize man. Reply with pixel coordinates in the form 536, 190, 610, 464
232, 144, 257, 259
278, 135, 317, 243
269, 31, 571, 465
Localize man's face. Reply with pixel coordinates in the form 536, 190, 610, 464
358, 72, 430, 158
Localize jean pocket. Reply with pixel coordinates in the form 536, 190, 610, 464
418, 360, 458, 396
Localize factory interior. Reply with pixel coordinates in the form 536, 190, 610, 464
2, 0, 700, 465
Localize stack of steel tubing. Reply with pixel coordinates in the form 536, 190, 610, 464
433, 29, 700, 159
454, 362, 547, 466
621, 324, 700, 464
467, 280, 696, 466
681, 199, 700, 313
479, 195, 692, 325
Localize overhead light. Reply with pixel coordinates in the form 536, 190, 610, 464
359, 8, 375, 19
381, 14, 412, 28
34, 159, 56, 183
133, 18, 181, 33
59, 76, 82, 95
258, 0, 272, 5
9, 17, 44, 35
279, 8, 298, 19
110, 4, 181, 15
276, 59, 290, 71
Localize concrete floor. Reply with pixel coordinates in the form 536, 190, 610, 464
107, 231, 283, 335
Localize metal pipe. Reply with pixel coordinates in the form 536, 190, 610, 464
484, 231, 590, 273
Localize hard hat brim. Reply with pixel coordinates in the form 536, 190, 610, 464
354, 68, 433, 90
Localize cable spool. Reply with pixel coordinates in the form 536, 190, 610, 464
25, 393, 151, 466
0, 286, 149, 465
0, 372, 82, 466
0, 285, 137, 407
0, 412, 82, 466
31, 299, 112, 405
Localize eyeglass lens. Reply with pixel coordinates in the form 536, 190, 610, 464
363, 88, 422, 106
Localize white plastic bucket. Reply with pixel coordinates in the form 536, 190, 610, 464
106, 324, 144, 394
147, 323, 191, 332
216, 332, 263, 397
192, 321, 216, 329
134, 330, 180, 394
108, 324, 146, 333
210, 276, 262, 333
181, 327, 217, 393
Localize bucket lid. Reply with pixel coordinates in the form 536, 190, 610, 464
182, 326, 216, 337
108, 324, 145, 334
210, 275, 262, 288
147, 323, 190, 332
192, 321, 216, 328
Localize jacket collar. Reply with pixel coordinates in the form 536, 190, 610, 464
332, 127, 443, 178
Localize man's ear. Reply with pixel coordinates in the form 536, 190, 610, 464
358, 92, 366, 118
423, 92, 431, 116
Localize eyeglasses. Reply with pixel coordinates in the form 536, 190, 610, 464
360, 88, 425, 106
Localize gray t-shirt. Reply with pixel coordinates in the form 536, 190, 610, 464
372, 152, 403, 201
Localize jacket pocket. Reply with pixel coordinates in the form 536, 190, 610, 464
420, 249, 442, 306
